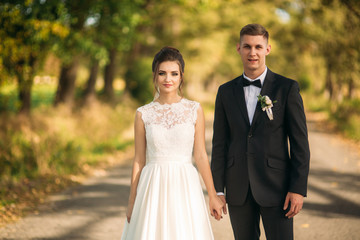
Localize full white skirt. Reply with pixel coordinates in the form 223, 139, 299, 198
121, 161, 214, 240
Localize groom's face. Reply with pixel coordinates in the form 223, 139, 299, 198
237, 35, 271, 78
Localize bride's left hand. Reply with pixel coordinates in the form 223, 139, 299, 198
209, 195, 224, 221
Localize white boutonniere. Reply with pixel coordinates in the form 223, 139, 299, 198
257, 94, 277, 120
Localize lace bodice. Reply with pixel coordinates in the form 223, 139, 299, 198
137, 98, 200, 163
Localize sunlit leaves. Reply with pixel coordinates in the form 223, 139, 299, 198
0, 1, 69, 70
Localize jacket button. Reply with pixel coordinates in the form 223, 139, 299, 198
248, 134, 252, 138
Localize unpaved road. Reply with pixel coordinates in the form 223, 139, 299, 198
1, 114, 360, 240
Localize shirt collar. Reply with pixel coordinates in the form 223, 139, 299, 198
243, 67, 268, 86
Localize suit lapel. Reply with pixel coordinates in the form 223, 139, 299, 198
233, 75, 250, 126
251, 70, 276, 130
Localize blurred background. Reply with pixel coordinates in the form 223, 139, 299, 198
0, 0, 359, 226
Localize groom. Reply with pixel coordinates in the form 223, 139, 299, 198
211, 23, 310, 239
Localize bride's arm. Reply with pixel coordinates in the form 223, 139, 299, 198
126, 111, 146, 223
193, 104, 224, 220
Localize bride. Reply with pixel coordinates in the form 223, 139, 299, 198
121, 46, 224, 240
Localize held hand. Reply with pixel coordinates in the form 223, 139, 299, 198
218, 195, 228, 215
283, 192, 304, 218
126, 202, 134, 223
209, 195, 225, 221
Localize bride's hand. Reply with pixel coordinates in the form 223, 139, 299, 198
209, 195, 225, 221
126, 202, 134, 223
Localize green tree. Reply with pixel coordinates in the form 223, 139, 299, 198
285, 0, 360, 101
53, 0, 101, 106
122, 0, 223, 102
97, 0, 144, 101
0, 0, 69, 113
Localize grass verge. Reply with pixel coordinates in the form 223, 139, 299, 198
0, 94, 137, 226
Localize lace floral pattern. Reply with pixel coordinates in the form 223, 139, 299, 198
137, 98, 200, 160
138, 98, 199, 129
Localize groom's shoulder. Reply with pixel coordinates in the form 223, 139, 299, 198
270, 69, 295, 82
272, 71, 293, 82
218, 75, 241, 90
270, 70, 299, 88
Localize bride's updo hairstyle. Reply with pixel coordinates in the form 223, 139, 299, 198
152, 46, 185, 96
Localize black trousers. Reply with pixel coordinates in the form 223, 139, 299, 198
228, 188, 293, 240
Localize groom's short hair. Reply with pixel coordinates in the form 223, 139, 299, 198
240, 24, 269, 43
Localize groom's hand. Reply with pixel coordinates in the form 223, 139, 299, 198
283, 192, 304, 218
210, 196, 224, 221
209, 195, 224, 221
218, 195, 228, 215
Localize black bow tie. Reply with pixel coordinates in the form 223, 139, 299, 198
243, 79, 262, 88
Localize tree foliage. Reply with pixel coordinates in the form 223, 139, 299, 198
0, 0, 359, 111
0, 0, 69, 112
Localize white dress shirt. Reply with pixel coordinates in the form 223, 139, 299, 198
243, 67, 267, 124
216, 67, 268, 196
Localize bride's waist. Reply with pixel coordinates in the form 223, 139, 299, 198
147, 155, 192, 164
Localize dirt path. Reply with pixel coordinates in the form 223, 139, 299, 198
1, 114, 360, 239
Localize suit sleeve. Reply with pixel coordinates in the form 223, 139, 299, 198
285, 81, 310, 196
211, 86, 230, 193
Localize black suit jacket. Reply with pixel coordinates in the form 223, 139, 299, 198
211, 69, 310, 207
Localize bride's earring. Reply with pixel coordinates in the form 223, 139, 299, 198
153, 86, 160, 100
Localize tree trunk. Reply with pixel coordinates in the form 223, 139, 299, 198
347, 77, 354, 99
124, 42, 141, 93
325, 67, 334, 100
16, 72, 33, 114
84, 60, 99, 103
14, 60, 35, 114
54, 60, 79, 106
103, 48, 117, 100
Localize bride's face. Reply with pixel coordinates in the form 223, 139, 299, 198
156, 61, 182, 95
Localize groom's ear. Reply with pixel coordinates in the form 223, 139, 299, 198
266, 44, 271, 56
236, 43, 241, 54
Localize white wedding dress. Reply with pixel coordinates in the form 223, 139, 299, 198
121, 98, 214, 240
